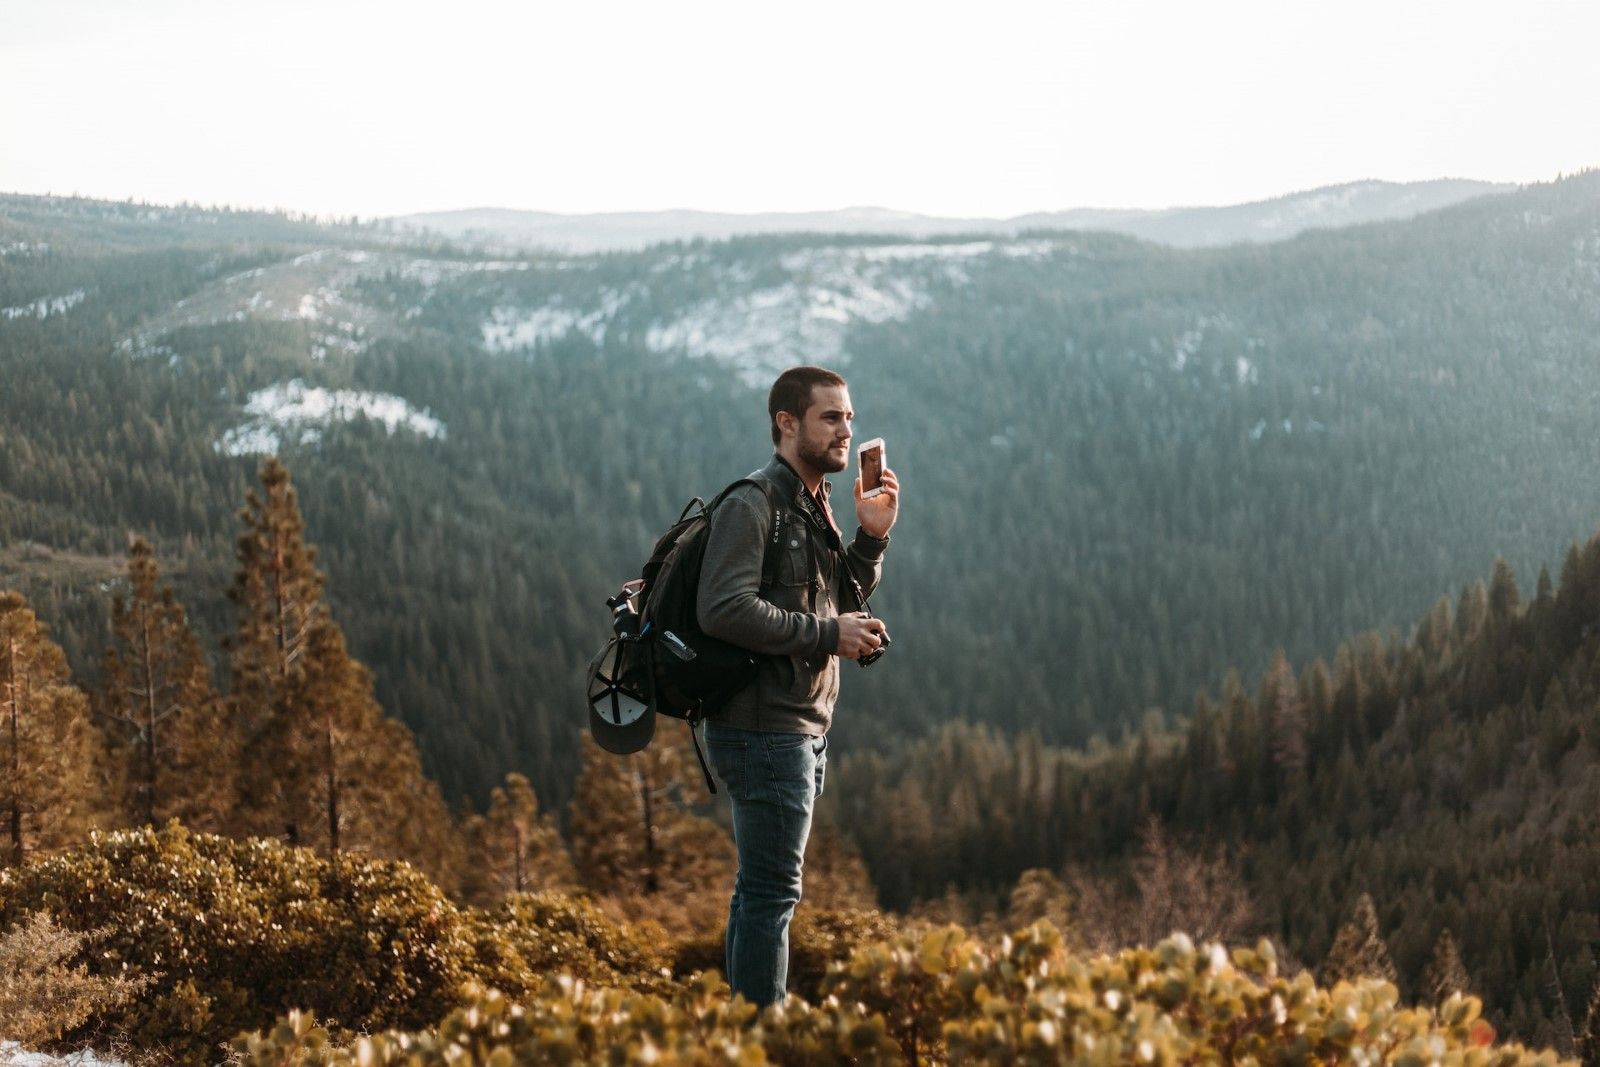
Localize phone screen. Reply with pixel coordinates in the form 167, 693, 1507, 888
859, 441, 885, 495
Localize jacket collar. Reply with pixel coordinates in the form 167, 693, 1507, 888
765, 453, 829, 498
762, 455, 842, 546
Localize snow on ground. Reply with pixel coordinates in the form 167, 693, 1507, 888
650, 241, 1039, 381
1172, 327, 1202, 371
479, 238, 1061, 382
0, 1042, 125, 1067
1170, 314, 1258, 381
2, 289, 87, 320
399, 257, 529, 288
482, 305, 605, 351
113, 338, 180, 365
0, 241, 50, 256
215, 379, 446, 456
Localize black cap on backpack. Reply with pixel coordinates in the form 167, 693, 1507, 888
585, 636, 655, 754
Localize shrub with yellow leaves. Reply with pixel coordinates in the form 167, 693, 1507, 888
235, 924, 1569, 1066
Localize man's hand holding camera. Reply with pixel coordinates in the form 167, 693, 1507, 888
837, 467, 899, 661
838, 612, 890, 660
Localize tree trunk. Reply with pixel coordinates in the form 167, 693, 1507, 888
141, 612, 158, 826
513, 820, 526, 893
325, 702, 339, 854
6, 638, 24, 867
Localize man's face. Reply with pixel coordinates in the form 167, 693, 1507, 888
794, 384, 854, 475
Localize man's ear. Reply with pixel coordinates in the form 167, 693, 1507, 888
775, 410, 798, 440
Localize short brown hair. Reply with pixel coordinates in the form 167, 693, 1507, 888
768, 366, 847, 445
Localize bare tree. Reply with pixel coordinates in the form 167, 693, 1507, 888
1070, 817, 1256, 951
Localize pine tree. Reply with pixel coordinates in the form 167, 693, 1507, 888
1264, 649, 1307, 775
1577, 971, 1600, 1067
1, 591, 101, 866
461, 772, 575, 906
1423, 928, 1472, 1005
1456, 580, 1489, 644
1319, 893, 1398, 986
270, 617, 457, 871
1489, 558, 1522, 627
225, 460, 455, 876
98, 537, 227, 830
567, 734, 734, 935
1006, 868, 1073, 935
1544, 923, 1578, 1059
801, 821, 878, 912
227, 458, 327, 843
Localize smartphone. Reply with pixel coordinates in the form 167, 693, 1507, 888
857, 438, 886, 499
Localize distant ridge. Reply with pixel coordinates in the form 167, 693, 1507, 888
392, 179, 1512, 252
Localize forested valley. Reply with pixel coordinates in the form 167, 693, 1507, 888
6, 176, 1600, 1052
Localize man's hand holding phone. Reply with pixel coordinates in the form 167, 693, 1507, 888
836, 612, 889, 660
854, 438, 899, 540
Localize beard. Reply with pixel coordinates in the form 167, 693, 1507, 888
800, 436, 850, 474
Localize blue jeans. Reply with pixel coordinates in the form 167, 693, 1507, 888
702, 721, 827, 1008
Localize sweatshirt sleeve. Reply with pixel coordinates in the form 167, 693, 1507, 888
697, 490, 835, 659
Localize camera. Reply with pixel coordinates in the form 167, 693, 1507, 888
859, 634, 890, 667
858, 610, 890, 667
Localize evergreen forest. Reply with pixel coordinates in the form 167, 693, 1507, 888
6, 176, 1600, 1053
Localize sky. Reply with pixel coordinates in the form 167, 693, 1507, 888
3, 0, 1597, 220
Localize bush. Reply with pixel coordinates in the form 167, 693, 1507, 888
0, 911, 146, 1048
0, 829, 685, 1062
233, 976, 902, 1067
670, 905, 905, 1002
234, 924, 1570, 1066
0, 825, 471, 1063
466, 891, 672, 998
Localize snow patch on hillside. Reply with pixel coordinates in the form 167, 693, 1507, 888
400, 258, 529, 289
2, 289, 87, 320
482, 302, 610, 351
644, 242, 1038, 382
216, 379, 446, 456
0, 241, 50, 256
473, 238, 1059, 382
1170, 314, 1258, 381
114, 337, 180, 364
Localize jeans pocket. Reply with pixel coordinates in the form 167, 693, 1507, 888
758, 733, 821, 812
706, 740, 748, 800
766, 732, 812, 752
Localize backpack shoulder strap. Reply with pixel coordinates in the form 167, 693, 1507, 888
709, 474, 782, 591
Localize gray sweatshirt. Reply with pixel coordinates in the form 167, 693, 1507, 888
696, 456, 888, 735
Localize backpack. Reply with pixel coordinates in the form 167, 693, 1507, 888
586, 475, 781, 792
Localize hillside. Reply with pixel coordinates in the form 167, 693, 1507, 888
394, 178, 1509, 251
3, 175, 1600, 815
830, 531, 1600, 1048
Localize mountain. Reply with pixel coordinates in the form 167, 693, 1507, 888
1013, 178, 1513, 246
2, 175, 1599, 821
392, 179, 1511, 251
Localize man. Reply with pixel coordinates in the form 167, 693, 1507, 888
697, 365, 899, 1008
